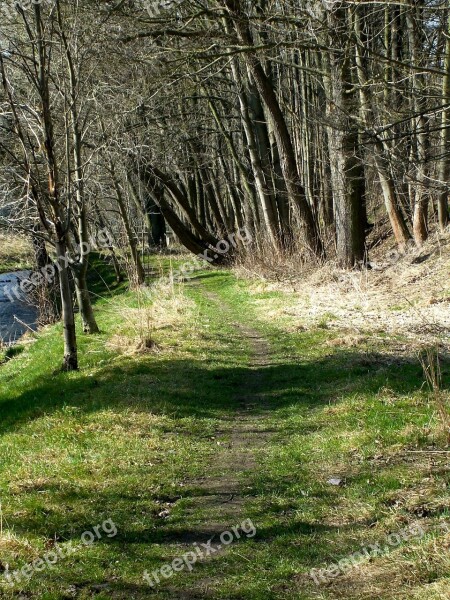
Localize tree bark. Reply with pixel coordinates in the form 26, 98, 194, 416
151, 164, 222, 249
56, 238, 78, 371
406, 0, 429, 246
110, 164, 146, 285
438, 4, 450, 230
73, 268, 99, 334
128, 174, 167, 248
229, 58, 281, 249
35, 2, 78, 369
57, 1, 99, 333
353, 8, 412, 250
139, 168, 229, 262
324, 7, 366, 267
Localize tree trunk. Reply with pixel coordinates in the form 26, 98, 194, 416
111, 167, 146, 285
140, 168, 229, 262
438, 4, 450, 230
57, 0, 99, 333
151, 164, 221, 249
35, 2, 78, 370
71, 212, 100, 333
324, 7, 366, 267
218, 153, 246, 233
56, 239, 78, 371
128, 174, 167, 248
204, 89, 261, 233
31, 227, 60, 324
353, 8, 412, 250
406, 0, 429, 246
94, 205, 123, 283
73, 266, 99, 334
229, 58, 280, 249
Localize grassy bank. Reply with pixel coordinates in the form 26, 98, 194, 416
0, 264, 448, 599
0, 233, 33, 273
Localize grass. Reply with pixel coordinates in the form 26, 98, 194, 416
0, 260, 449, 599
0, 344, 25, 364
0, 233, 33, 273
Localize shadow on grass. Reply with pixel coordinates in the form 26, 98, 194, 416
86, 253, 129, 301
1, 269, 448, 598
0, 348, 432, 437
1, 344, 446, 598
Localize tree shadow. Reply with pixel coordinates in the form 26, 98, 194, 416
0, 347, 435, 437
1, 335, 448, 598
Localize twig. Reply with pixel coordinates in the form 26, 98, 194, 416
13, 316, 37, 335
405, 450, 450, 454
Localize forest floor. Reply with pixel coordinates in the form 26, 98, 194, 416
0, 240, 449, 599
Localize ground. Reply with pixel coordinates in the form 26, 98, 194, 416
0, 233, 33, 274
0, 245, 449, 599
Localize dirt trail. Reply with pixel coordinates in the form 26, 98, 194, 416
186, 288, 271, 522
166, 287, 272, 596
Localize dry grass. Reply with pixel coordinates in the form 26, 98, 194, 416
234, 233, 325, 283
320, 526, 450, 600
419, 347, 450, 444
106, 278, 195, 354
0, 232, 33, 272
237, 230, 450, 354
326, 334, 369, 348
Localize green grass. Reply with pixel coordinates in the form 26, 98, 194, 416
0, 265, 449, 599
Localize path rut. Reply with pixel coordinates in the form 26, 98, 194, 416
166, 286, 273, 597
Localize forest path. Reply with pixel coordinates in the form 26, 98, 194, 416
160, 282, 275, 598
187, 288, 269, 517
2, 268, 446, 600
